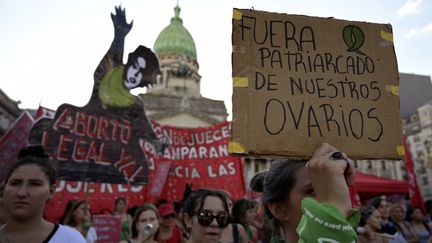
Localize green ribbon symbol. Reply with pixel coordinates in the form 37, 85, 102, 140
342, 25, 366, 55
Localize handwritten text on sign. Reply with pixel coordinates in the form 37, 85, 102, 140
231, 9, 402, 159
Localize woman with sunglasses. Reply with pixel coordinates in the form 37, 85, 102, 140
250, 143, 360, 242
183, 189, 230, 243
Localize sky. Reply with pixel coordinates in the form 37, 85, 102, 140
0, 0, 431, 120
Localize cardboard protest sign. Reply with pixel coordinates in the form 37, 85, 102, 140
28, 6, 165, 184
230, 8, 403, 159
92, 215, 121, 243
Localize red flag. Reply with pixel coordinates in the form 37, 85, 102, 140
149, 161, 171, 197
404, 137, 426, 212
349, 185, 361, 208
0, 111, 34, 182
35, 105, 55, 119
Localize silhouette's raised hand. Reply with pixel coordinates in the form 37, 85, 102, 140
111, 5, 133, 37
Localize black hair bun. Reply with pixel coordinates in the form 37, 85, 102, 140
250, 171, 268, 193
17, 145, 49, 159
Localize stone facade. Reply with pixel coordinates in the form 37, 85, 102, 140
140, 93, 227, 127
404, 102, 432, 201
0, 89, 21, 136
354, 159, 406, 180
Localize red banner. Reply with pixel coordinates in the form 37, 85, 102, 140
150, 161, 171, 197
44, 180, 148, 222
44, 121, 245, 222
0, 111, 34, 182
146, 121, 246, 201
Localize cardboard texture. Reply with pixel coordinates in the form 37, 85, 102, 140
231, 8, 403, 159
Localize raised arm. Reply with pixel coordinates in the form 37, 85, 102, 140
93, 6, 133, 85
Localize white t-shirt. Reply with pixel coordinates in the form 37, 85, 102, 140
86, 226, 97, 243
45, 224, 86, 243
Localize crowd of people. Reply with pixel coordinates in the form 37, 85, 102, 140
357, 196, 432, 242
1, 144, 432, 242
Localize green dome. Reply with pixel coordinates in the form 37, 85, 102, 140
154, 5, 197, 60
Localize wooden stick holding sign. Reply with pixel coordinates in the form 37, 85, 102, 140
229, 8, 403, 159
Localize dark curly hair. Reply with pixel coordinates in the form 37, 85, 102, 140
5, 145, 56, 186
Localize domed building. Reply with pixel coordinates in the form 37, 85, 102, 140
140, 4, 227, 128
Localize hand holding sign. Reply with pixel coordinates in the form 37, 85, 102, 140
306, 143, 355, 216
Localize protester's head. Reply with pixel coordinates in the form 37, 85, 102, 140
183, 189, 230, 243
114, 197, 128, 213
368, 196, 390, 220
2, 145, 56, 223
389, 204, 405, 222
406, 206, 426, 223
359, 205, 382, 232
5, 145, 56, 186
158, 203, 176, 227
131, 203, 160, 239
232, 198, 257, 227
63, 200, 92, 227
59, 199, 77, 224
250, 160, 309, 234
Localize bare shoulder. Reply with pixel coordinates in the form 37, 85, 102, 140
236, 224, 249, 243
236, 223, 246, 233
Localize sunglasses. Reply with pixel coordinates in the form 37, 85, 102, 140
195, 211, 230, 228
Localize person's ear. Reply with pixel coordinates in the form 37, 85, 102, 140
268, 202, 290, 222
